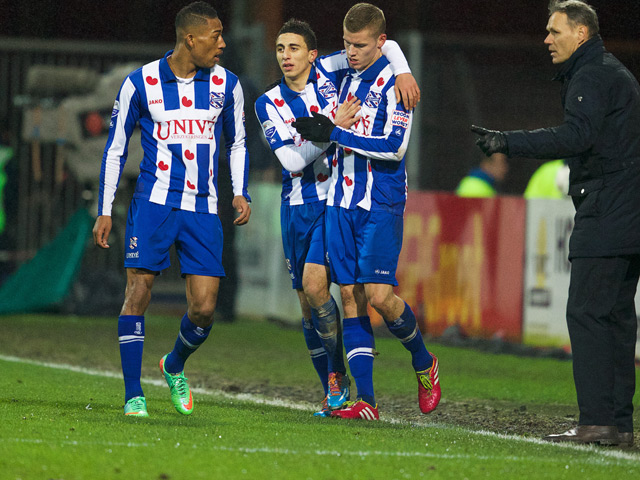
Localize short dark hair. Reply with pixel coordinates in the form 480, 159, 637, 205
277, 18, 317, 51
175, 2, 219, 34
343, 3, 386, 37
549, 1, 599, 38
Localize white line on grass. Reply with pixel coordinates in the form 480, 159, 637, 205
2, 354, 639, 464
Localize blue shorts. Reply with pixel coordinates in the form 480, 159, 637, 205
281, 201, 327, 289
325, 206, 402, 286
124, 198, 225, 277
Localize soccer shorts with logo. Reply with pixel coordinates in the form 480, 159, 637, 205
124, 198, 225, 277
280, 201, 327, 290
325, 206, 402, 286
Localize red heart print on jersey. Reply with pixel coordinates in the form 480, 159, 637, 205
317, 73, 321, 79
212, 75, 224, 85
344, 176, 353, 186
210, 169, 213, 176
347, 92, 354, 102
310, 105, 319, 113
332, 158, 338, 167
182, 97, 193, 107
185, 150, 194, 160
187, 180, 196, 190
158, 161, 169, 171
291, 172, 303, 178
368, 163, 372, 172
274, 98, 285, 107
146, 76, 158, 85
377, 77, 384, 87
317, 173, 329, 182
345, 148, 352, 154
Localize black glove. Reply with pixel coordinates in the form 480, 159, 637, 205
470, 125, 509, 156
292, 111, 335, 143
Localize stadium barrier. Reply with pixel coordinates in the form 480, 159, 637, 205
235, 186, 640, 355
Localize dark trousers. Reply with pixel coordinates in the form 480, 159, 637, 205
567, 255, 640, 432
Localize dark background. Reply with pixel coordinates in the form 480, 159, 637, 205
4, 1, 638, 45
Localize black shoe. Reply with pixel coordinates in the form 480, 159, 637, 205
618, 431, 634, 447
542, 425, 620, 445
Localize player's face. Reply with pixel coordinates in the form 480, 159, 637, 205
343, 27, 386, 72
276, 33, 317, 84
190, 17, 226, 69
544, 12, 585, 64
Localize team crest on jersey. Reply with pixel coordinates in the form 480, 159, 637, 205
318, 81, 337, 99
392, 110, 410, 129
129, 236, 138, 250
210, 92, 225, 109
364, 91, 382, 108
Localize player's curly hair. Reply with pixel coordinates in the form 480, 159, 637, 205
277, 19, 317, 51
175, 1, 219, 34
548, 1, 599, 38
343, 3, 386, 37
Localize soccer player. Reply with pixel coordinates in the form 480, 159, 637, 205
293, 3, 440, 420
255, 18, 420, 416
92, 2, 251, 417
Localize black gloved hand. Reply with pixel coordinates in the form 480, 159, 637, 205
292, 111, 335, 143
470, 125, 509, 156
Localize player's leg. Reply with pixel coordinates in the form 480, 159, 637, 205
325, 206, 378, 419
160, 211, 224, 415
282, 203, 329, 411
119, 199, 175, 417
359, 209, 439, 414
119, 268, 155, 417
297, 289, 330, 416
303, 258, 349, 409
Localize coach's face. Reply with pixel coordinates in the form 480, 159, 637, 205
190, 17, 226, 69
544, 12, 587, 64
343, 26, 386, 72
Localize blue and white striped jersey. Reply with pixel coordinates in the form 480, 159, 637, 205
327, 56, 412, 216
254, 51, 349, 206
98, 50, 250, 216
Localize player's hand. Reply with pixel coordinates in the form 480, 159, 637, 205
470, 125, 509, 156
93, 215, 112, 249
334, 96, 361, 129
395, 73, 421, 110
292, 112, 335, 143
232, 195, 251, 226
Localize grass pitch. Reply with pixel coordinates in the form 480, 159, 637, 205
1, 314, 639, 480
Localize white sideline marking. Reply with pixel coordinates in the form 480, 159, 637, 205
2, 354, 640, 464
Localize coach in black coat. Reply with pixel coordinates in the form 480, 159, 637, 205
472, 1, 639, 446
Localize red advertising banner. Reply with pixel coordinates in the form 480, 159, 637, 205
370, 192, 526, 342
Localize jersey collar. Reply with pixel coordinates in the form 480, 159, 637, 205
159, 50, 213, 83
349, 55, 390, 82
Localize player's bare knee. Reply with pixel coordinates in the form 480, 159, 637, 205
188, 301, 216, 326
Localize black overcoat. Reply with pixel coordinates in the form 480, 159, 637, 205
504, 35, 640, 258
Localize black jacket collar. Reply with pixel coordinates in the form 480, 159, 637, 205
553, 35, 606, 82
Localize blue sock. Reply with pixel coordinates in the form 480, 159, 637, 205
311, 296, 346, 375
118, 315, 145, 402
164, 313, 212, 374
385, 302, 433, 371
343, 316, 375, 406
302, 317, 329, 395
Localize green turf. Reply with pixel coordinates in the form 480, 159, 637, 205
1, 314, 639, 479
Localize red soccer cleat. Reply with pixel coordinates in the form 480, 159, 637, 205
416, 355, 441, 414
330, 399, 379, 420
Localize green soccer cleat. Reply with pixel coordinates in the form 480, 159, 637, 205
159, 354, 193, 415
124, 396, 149, 417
